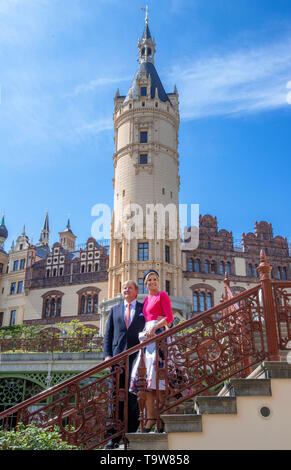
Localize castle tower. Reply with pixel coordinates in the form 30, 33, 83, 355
59, 218, 77, 252
108, 15, 183, 299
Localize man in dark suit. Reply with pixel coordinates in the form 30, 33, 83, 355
103, 280, 145, 449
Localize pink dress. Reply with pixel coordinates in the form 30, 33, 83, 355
143, 291, 174, 324
130, 291, 173, 392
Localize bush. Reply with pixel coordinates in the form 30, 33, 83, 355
0, 423, 80, 450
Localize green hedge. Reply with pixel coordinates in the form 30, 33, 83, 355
0, 423, 80, 450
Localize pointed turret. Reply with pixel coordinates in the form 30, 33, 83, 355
124, 16, 170, 104
0, 215, 8, 251
38, 211, 50, 247
59, 217, 77, 252
138, 10, 156, 65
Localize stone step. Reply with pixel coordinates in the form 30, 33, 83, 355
126, 433, 168, 451
194, 396, 237, 415
226, 378, 272, 397
247, 361, 291, 380
161, 414, 202, 433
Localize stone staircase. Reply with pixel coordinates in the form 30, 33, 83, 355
127, 361, 291, 450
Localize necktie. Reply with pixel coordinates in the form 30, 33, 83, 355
125, 303, 131, 329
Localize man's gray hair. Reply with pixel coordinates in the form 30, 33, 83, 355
122, 280, 139, 291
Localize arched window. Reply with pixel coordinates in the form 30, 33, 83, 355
42, 291, 64, 319
204, 261, 209, 274
210, 261, 216, 274
277, 267, 282, 280
219, 262, 225, 275
45, 299, 50, 318
254, 265, 258, 278
195, 259, 200, 273
81, 265, 85, 274
206, 292, 212, 310
200, 293, 205, 312
81, 296, 85, 315
77, 287, 100, 316
226, 262, 231, 275
93, 295, 98, 313
283, 267, 287, 280
87, 295, 92, 314
248, 264, 253, 277
95, 263, 99, 272
88, 264, 92, 273
191, 285, 215, 315
193, 292, 198, 312
57, 298, 62, 317
188, 259, 194, 272
51, 298, 56, 317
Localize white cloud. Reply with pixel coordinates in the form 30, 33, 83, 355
73, 76, 131, 96
169, 38, 291, 119
77, 118, 113, 135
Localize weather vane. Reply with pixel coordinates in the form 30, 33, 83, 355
141, 5, 149, 24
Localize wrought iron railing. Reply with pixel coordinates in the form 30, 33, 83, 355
0, 251, 290, 449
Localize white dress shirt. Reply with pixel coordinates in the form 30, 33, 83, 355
123, 299, 137, 327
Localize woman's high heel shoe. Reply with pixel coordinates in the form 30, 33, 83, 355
144, 419, 156, 433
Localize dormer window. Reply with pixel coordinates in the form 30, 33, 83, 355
147, 47, 152, 56
140, 87, 147, 97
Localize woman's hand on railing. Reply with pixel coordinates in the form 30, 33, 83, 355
145, 326, 157, 338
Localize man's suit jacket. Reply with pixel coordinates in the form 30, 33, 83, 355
103, 300, 145, 360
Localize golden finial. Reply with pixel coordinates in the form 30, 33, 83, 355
141, 5, 149, 24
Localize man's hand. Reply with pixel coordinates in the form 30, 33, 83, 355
104, 356, 112, 362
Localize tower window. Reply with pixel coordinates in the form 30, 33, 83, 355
140, 87, 147, 96
138, 243, 149, 261
17, 281, 23, 294
13, 260, 19, 271
147, 48, 152, 56
162, 188, 165, 195
138, 278, 147, 294
165, 245, 170, 263
10, 310, 16, 326
139, 154, 148, 164
10, 282, 16, 295
140, 131, 148, 143
165, 280, 171, 296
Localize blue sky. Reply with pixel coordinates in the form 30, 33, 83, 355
0, 0, 291, 249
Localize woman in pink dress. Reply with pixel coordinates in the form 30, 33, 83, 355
130, 269, 173, 432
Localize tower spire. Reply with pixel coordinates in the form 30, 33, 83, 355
39, 210, 50, 247
141, 5, 149, 25
138, 8, 155, 64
